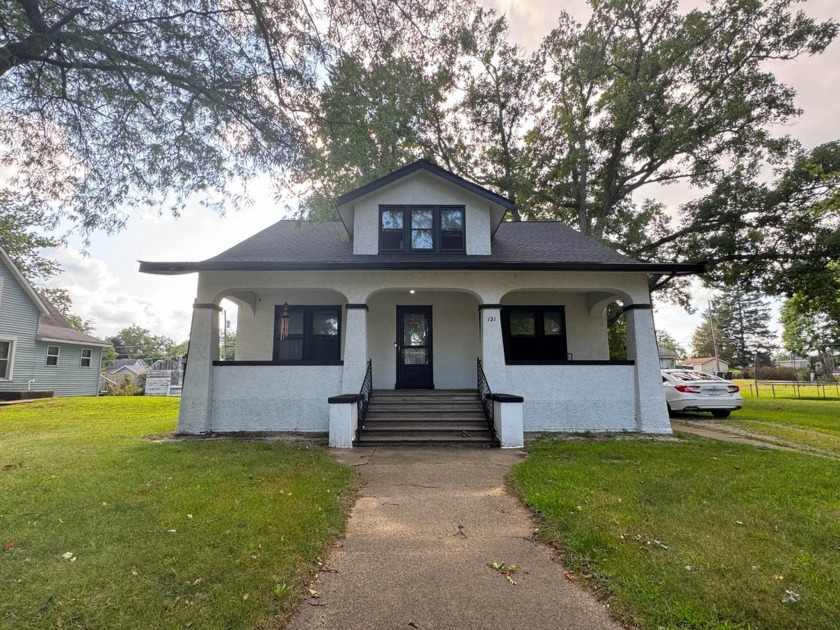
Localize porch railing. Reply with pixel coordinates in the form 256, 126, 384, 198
355, 359, 373, 445
476, 358, 498, 445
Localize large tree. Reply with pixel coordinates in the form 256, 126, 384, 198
1, 0, 465, 237
525, 0, 835, 239
781, 294, 840, 375
713, 289, 776, 369
107, 324, 174, 361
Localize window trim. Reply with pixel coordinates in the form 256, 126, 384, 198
80, 348, 93, 368
501, 306, 569, 364
379, 205, 466, 254
272, 305, 342, 365
46, 345, 60, 367
0, 337, 16, 380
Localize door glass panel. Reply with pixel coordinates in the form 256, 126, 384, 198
402, 348, 428, 365
509, 311, 536, 336
403, 313, 428, 346
281, 310, 303, 335
544, 311, 563, 336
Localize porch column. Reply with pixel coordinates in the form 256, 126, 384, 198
479, 304, 508, 391
178, 302, 220, 434
341, 304, 369, 394
625, 304, 671, 433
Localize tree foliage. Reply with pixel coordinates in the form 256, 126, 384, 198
656, 330, 684, 359
713, 289, 776, 369
107, 324, 174, 361
0, 191, 62, 281
1, 0, 466, 236
781, 293, 840, 375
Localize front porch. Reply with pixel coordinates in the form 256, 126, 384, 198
178, 270, 670, 442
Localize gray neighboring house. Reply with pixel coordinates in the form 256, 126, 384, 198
107, 358, 149, 380
0, 246, 109, 397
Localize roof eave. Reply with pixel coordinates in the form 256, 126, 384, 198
36, 335, 111, 347
139, 260, 706, 275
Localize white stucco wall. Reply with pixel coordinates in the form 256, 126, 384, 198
500, 291, 609, 360
234, 289, 347, 361
508, 365, 637, 432
367, 290, 480, 389
349, 172, 493, 255
210, 365, 342, 431
180, 268, 667, 434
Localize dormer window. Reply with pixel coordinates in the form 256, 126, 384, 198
379, 205, 465, 254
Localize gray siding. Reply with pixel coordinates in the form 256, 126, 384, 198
0, 262, 102, 397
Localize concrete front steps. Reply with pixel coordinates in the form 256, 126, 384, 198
358, 389, 497, 446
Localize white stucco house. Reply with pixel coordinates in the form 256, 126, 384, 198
140, 160, 703, 446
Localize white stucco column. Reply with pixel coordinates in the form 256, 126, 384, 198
625, 304, 671, 433
341, 304, 369, 394
479, 304, 509, 392
178, 302, 220, 434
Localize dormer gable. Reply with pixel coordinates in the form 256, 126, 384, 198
335, 160, 513, 256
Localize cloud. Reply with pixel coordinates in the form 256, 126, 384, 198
43, 246, 197, 341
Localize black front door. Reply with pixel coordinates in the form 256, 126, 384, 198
396, 306, 434, 389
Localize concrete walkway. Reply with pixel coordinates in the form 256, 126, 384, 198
286, 446, 621, 630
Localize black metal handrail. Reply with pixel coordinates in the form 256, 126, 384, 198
355, 359, 373, 445
477, 358, 498, 444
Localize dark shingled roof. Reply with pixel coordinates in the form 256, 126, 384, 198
139, 220, 704, 275
37, 293, 109, 346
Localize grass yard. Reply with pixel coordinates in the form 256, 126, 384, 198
512, 437, 840, 630
0, 397, 355, 629
674, 381, 840, 457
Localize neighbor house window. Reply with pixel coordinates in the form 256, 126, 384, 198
501, 306, 568, 362
46, 345, 60, 367
80, 348, 93, 368
273, 305, 341, 364
379, 206, 465, 253
0, 340, 12, 379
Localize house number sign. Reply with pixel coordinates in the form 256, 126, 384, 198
486, 316, 497, 322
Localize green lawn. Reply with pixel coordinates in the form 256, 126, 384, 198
685, 383, 840, 456
512, 437, 840, 630
0, 397, 355, 629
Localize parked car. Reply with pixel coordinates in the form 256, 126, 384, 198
661, 369, 742, 418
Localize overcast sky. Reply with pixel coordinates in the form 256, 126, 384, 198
44, 0, 839, 352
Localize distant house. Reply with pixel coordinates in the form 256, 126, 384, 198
658, 346, 679, 369
107, 358, 148, 379
678, 357, 729, 374
0, 246, 109, 397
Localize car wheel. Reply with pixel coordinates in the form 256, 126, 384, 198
711, 410, 731, 419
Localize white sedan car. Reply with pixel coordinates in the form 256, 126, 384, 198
662, 369, 742, 418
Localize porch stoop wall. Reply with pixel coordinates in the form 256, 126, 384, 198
177, 304, 219, 434
626, 306, 672, 433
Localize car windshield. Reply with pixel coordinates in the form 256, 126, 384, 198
668, 371, 725, 382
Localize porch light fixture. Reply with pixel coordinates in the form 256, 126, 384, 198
279, 302, 290, 340
409, 290, 416, 294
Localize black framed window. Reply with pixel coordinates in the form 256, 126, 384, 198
273, 305, 341, 364
501, 306, 568, 363
379, 205, 465, 253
